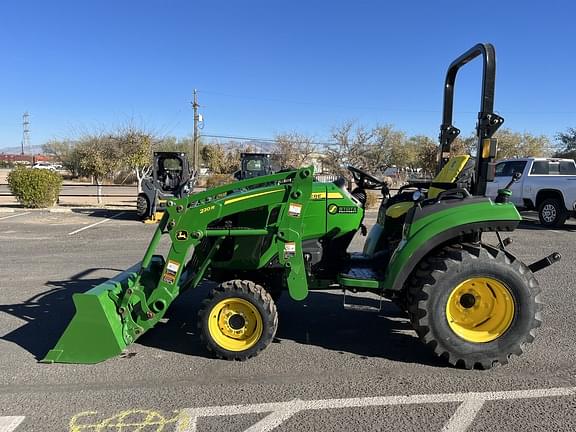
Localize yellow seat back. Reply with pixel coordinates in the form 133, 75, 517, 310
428, 155, 471, 199
384, 155, 472, 219
385, 201, 414, 219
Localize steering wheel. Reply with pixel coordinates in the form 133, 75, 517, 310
347, 166, 385, 190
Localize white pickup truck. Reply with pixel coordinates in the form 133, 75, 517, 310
485, 157, 576, 227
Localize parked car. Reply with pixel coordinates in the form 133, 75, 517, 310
485, 157, 576, 227
32, 162, 56, 171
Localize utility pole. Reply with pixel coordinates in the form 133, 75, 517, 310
192, 89, 200, 174
22, 112, 30, 156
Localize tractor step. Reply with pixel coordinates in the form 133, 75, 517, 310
338, 266, 380, 289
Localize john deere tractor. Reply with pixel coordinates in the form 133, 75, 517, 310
44, 43, 560, 369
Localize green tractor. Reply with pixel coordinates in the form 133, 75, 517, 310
44, 43, 560, 369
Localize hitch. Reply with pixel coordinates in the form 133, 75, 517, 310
528, 252, 561, 273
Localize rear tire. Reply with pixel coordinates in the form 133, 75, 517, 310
136, 194, 150, 220
538, 198, 568, 227
407, 244, 541, 369
198, 280, 278, 360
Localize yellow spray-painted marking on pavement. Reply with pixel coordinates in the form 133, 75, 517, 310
69, 409, 187, 432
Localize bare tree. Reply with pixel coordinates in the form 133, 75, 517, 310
322, 122, 374, 178
273, 132, 317, 169
42, 139, 82, 176
323, 122, 410, 178
201, 141, 253, 174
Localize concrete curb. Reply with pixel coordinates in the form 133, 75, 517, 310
0, 206, 134, 213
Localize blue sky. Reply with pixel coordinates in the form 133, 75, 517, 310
1, 0, 575, 149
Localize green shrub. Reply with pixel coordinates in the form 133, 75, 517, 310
205, 174, 234, 189
7, 166, 63, 208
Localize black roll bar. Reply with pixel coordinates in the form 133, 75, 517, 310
438, 43, 504, 196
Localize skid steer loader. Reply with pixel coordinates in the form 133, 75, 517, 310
45, 43, 560, 369
234, 152, 274, 180
136, 152, 194, 222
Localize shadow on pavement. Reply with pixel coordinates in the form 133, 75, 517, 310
136, 284, 212, 358
3, 270, 445, 367
71, 208, 140, 221
519, 218, 576, 232
138, 288, 446, 368
0, 268, 122, 360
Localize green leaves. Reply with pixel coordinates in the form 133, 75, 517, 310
494, 129, 550, 159
7, 166, 63, 208
75, 135, 122, 183
554, 127, 576, 159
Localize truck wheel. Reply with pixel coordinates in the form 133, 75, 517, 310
538, 198, 568, 227
407, 244, 541, 369
198, 280, 278, 360
136, 194, 150, 220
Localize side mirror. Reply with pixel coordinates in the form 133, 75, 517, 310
486, 162, 497, 182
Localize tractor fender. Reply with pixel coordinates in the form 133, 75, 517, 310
382, 201, 520, 292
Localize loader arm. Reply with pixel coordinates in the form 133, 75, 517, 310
43, 167, 314, 364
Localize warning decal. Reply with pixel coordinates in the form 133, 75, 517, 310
288, 203, 302, 217
162, 260, 181, 285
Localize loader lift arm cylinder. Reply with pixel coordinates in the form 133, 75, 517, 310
439, 42, 504, 196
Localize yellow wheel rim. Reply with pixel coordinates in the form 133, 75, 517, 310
207, 298, 263, 352
446, 277, 515, 343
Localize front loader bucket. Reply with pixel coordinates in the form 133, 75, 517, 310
41, 264, 141, 364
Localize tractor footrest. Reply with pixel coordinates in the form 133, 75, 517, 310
338, 267, 380, 289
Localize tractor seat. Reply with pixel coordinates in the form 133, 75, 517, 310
385, 155, 473, 219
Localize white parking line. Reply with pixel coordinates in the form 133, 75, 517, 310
0, 416, 25, 432
0, 212, 30, 221
68, 212, 126, 236
441, 399, 485, 432
177, 386, 576, 432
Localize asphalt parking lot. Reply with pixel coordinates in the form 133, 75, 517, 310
0, 210, 575, 431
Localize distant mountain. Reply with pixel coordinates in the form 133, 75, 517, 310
242, 140, 275, 152
0, 145, 45, 155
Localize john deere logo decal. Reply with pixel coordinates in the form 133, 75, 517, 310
176, 231, 188, 241
328, 204, 338, 214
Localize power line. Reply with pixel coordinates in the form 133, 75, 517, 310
199, 90, 576, 116
199, 90, 443, 113
200, 133, 337, 147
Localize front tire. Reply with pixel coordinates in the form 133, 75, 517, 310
407, 244, 541, 369
136, 194, 150, 220
538, 198, 568, 227
198, 280, 278, 360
